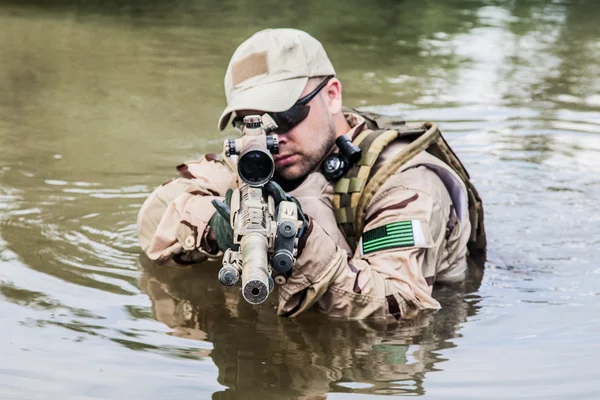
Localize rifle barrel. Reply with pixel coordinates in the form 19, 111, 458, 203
240, 232, 270, 304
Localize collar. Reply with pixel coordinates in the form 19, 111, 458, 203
344, 112, 367, 140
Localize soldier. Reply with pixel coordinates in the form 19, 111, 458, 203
137, 28, 486, 320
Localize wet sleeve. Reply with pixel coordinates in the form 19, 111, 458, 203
136, 155, 237, 267
277, 182, 448, 320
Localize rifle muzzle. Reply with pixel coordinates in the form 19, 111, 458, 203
240, 233, 271, 304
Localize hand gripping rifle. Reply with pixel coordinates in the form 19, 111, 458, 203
215, 115, 304, 304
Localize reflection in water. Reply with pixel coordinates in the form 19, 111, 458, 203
137, 256, 483, 399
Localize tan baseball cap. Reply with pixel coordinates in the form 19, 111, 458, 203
217, 28, 336, 131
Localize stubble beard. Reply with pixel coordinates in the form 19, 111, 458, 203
275, 126, 337, 182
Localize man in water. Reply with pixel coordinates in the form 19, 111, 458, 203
137, 28, 485, 319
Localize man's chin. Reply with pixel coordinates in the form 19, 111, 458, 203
276, 168, 302, 181
274, 163, 310, 181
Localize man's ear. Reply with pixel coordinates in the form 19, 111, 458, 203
324, 78, 343, 115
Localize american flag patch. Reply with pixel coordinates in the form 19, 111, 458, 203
362, 221, 416, 254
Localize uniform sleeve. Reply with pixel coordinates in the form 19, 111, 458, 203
136, 154, 238, 267
277, 167, 451, 320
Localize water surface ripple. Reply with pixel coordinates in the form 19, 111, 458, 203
1, 1, 599, 399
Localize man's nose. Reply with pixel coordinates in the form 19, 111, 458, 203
274, 133, 288, 146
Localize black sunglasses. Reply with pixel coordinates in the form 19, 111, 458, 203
232, 75, 334, 134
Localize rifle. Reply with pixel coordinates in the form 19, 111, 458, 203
215, 115, 304, 304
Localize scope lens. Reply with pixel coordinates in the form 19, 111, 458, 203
238, 149, 274, 185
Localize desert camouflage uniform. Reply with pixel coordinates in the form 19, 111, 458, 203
137, 113, 471, 320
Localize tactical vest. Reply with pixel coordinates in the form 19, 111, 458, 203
333, 107, 487, 256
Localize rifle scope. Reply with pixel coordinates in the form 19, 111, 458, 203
225, 116, 278, 186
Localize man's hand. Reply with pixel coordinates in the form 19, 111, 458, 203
209, 183, 308, 255
264, 181, 309, 238
209, 189, 236, 254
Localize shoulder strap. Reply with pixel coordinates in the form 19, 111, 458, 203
332, 125, 429, 251
333, 122, 486, 256
354, 123, 440, 236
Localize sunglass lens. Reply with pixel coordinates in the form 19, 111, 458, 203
270, 105, 310, 134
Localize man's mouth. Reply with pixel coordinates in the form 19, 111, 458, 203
274, 153, 297, 167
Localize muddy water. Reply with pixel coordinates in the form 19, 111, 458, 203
1, 1, 599, 399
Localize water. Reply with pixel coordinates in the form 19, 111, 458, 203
1, 1, 599, 399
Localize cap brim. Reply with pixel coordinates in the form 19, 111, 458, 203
218, 77, 309, 131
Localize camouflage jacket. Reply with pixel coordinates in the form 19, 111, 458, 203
137, 113, 471, 320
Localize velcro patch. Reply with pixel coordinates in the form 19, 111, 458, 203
361, 220, 426, 254
231, 51, 269, 87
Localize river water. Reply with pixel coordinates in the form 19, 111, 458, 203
1, 1, 599, 399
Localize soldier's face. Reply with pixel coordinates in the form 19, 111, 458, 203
237, 77, 340, 181
272, 84, 337, 181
